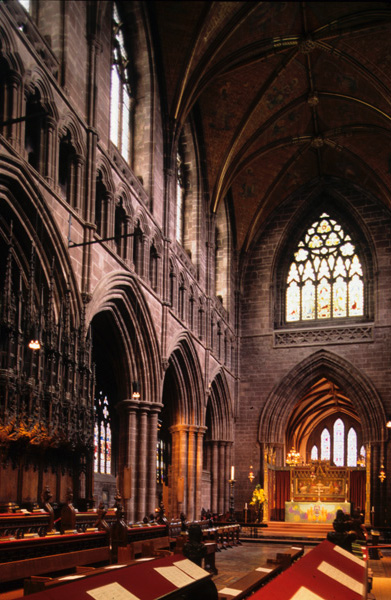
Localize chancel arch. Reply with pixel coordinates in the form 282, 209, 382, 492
86, 271, 162, 522
258, 349, 386, 523
203, 370, 234, 516
160, 334, 204, 521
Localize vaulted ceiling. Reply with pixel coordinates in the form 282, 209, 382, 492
143, 1, 391, 253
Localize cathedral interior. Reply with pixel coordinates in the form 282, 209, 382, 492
0, 0, 391, 537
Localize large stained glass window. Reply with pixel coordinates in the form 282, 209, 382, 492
286, 213, 364, 322
94, 391, 112, 474
110, 3, 132, 163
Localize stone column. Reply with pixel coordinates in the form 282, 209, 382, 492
147, 406, 161, 517
218, 442, 226, 515
211, 441, 219, 514
74, 155, 84, 212
187, 426, 197, 520
225, 442, 232, 513
45, 116, 56, 185
136, 406, 149, 521
195, 426, 207, 519
116, 399, 138, 523
169, 424, 189, 518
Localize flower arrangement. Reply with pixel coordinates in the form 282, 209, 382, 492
249, 484, 266, 506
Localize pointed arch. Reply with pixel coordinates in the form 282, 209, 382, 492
165, 332, 204, 426
258, 349, 385, 447
206, 368, 234, 441
86, 271, 162, 403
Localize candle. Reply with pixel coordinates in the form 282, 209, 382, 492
245, 503, 248, 510
231, 465, 235, 480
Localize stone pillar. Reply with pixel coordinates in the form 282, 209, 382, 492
211, 441, 218, 514
187, 426, 197, 520
45, 116, 56, 185
136, 407, 149, 521
116, 399, 138, 523
169, 424, 189, 518
147, 407, 160, 517
195, 426, 207, 519
74, 155, 84, 212
225, 442, 232, 513
218, 442, 226, 515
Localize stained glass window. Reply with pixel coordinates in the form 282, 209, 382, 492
311, 445, 318, 460
333, 418, 345, 466
347, 427, 357, 467
320, 428, 330, 461
110, 3, 132, 163
286, 213, 364, 322
18, 0, 30, 11
94, 391, 112, 474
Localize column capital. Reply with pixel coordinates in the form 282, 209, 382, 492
169, 423, 190, 435
116, 398, 140, 413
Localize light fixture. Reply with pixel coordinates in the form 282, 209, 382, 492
28, 339, 40, 350
248, 465, 255, 483
286, 447, 300, 466
386, 420, 391, 429
379, 464, 386, 483
132, 381, 140, 399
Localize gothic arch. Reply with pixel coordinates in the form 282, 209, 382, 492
24, 66, 59, 121
165, 332, 204, 426
58, 113, 86, 157
258, 349, 385, 448
0, 156, 81, 320
207, 369, 234, 441
86, 271, 161, 403
96, 154, 115, 194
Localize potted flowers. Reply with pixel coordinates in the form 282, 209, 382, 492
249, 484, 266, 523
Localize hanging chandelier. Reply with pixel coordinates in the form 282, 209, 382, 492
248, 465, 255, 483
379, 464, 386, 483
286, 447, 300, 466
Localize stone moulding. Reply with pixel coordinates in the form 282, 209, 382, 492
274, 325, 374, 347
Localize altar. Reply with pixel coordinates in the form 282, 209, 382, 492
285, 461, 351, 523
285, 500, 351, 523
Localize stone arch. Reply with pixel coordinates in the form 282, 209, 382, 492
58, 113, 86, 157
0, 156, 81, 321
96, 154, 115, 194
164, 332, 204, 426
24, 66, 59, 120
86, 270, 161, 403
207, 368, 234, 441
258, 349, 385, 449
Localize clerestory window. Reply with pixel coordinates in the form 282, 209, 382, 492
94, 391, 112, 474
110, 3, 132, 163
286, 213, 364, 323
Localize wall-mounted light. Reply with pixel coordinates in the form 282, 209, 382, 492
28, 339, 41, 350
132, 381, 140, 399
386, 420, 391, 429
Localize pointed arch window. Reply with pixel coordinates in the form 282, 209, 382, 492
347, 427, 358, 467
110, 3, 132, 163
333, 418, 345, 466
286, 213, 364, 323
311, 445, 318, 461
320, 428, 330, 461
94, 392, 112, 474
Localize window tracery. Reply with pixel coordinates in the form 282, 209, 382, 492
110, 3, 132, 163
286, 213, 364, 323
94, 392, 112, 474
